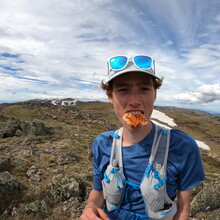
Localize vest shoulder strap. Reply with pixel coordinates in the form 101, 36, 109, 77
109, 127, 123, 168
110, 124, 170, 171
150, 124, 170, 171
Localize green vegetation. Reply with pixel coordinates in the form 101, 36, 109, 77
156, 107, 220, 157
0, 101, 219, 219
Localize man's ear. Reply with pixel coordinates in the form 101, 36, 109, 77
154, 89, 157, 102
108, 96, 113, 104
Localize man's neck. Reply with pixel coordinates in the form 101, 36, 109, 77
122, 122, 152, 146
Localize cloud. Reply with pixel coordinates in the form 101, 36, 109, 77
181, 44, 220, 69
0, 0, 220, 113
174, 84, 220, 104
166, 40, 173, 46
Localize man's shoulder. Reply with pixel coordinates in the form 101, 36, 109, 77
170, 128, 198, 150
92, 130, 115, 156
153, 124, 196, 145
170, 128, 195, 142
96, 130, 115, 139
93, 130, 115, 144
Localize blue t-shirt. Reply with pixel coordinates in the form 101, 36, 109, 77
92, 123, 205, 220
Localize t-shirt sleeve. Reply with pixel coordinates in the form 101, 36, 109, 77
92, 133, 112, 191
92, 138, 104, 191
176, 134, 205, 191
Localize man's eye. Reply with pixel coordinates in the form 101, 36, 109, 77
117, 88, 129, 92
141, 87, 150, 91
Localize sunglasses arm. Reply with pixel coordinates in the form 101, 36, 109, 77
153, 60, 156, 72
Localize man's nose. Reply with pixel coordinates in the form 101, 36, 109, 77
129, 91, 142, 106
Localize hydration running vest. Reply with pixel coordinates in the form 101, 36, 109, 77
102, 125, 177, 220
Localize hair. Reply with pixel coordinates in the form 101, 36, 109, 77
101, 75, 163, 98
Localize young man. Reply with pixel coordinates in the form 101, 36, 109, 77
80, 55, 205, 220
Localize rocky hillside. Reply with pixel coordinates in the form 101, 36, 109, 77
0, 101, 219, 220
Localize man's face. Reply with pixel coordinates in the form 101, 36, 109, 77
109, 72, 156, 129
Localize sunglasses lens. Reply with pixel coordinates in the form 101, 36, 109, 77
134, 56, 152, 69
110, 56, 128, 70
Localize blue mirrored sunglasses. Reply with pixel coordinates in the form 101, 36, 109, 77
109, 55, 153, 70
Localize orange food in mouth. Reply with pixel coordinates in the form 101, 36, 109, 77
122, 112, 148, 127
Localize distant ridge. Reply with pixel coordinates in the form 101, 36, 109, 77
26, 99, 51, 103
156, 105, 220, 117
25, 98, 78, 106
0, 99, 219, 116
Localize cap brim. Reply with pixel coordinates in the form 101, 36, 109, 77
104, 69, 162, 84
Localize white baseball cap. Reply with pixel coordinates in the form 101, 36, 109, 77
104, 55, 162, 84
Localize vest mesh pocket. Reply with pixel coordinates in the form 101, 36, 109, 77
102, 164, 125, 211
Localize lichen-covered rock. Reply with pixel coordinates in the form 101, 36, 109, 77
0, 171, 21, 197
26, 165, 41, 181
2, 206, 18, 217
0, 120, 20, 138
63, 197, 79, 211
22, 121, 48, 136
0, 117, 53, 139
9, 157, 25, 167
0, 171, 22, 214
58, 152, 79, 165
0, 156, 10, 172
46, 175, 84, 202
25, 200, 47, 214
74, 113, 86, 120
15, 129, 23, 137
191, 177, 220, 216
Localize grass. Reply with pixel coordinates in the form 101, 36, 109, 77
154, 106, 220, 158
0, 104, 42, 121
0, 101, 219, 219
1, 102, 219, 158
77, 101, 121, 128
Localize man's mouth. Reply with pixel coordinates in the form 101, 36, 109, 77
126, 110, 144, 115
123, 111, 148, 128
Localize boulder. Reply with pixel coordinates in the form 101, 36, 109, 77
0, 156, 25, 172
0, 118, 52, 138
46, 175, 84, 202
9, 157, 25, 167
25, 200, 47, 214
22, 121, 48, 136
26, 165, 41, 181
58, 152, 79, 165
0, 171, 22, 214
15, 129, 23, 137
63, 197, 79, 211
0, 171, 21, 197
0, 156, 10, 172
0, 119, 20, 138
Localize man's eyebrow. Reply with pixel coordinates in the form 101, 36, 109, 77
137, 81, 152, 86
113, 82, 129, 87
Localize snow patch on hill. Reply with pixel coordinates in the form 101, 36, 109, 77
196, 140, 211, 150
151, 109, 210, 150
151, 110, 177, 127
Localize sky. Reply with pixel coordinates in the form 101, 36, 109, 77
0, 0, 220, 114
